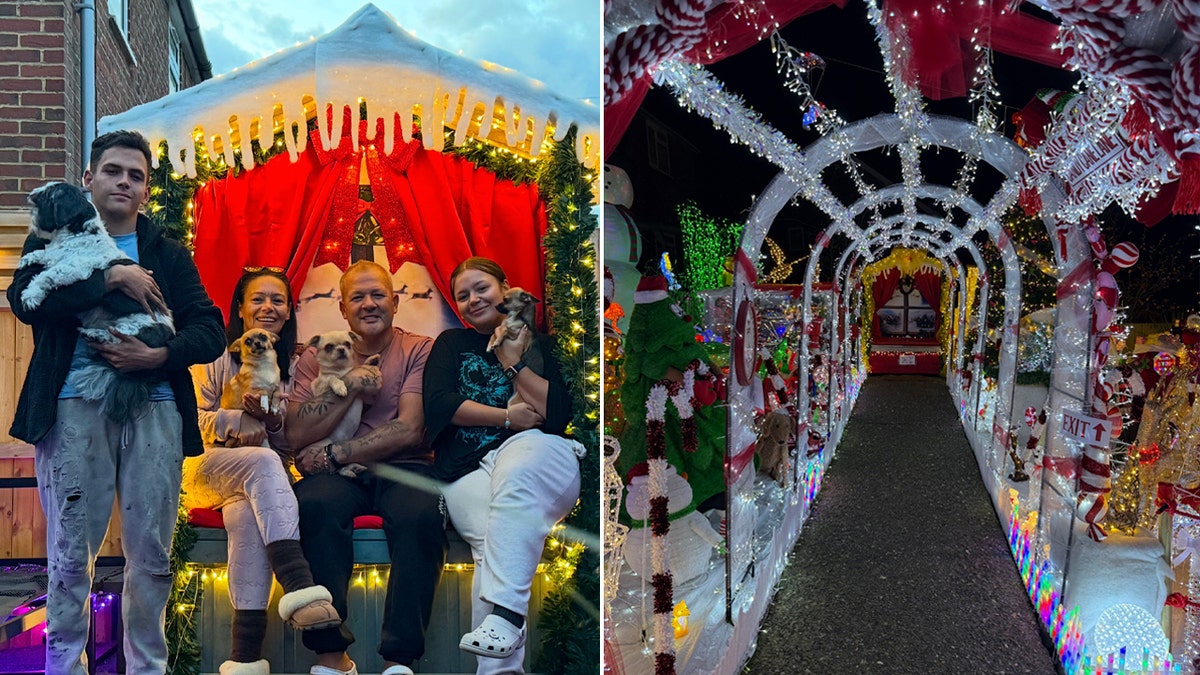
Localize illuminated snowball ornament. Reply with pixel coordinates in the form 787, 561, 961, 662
1092, 604, 1170, 661
1154, 352, 1177, 374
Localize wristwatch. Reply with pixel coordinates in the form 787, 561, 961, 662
503, 360, 526, 381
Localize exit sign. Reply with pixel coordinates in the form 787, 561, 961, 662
1061, 409, 1110, 447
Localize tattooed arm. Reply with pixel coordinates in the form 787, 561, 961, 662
298, 391, 424, 470
284, 351, 382, 452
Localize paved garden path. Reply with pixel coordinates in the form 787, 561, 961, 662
745, 376, 1057, 674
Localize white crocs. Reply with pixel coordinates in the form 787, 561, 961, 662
309, 662, 357, 675
459, 613, 526, 658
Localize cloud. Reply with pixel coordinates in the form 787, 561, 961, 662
197, 26, 258, 77
191, 0, 599, 100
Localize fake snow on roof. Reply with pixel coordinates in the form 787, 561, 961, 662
98, 3, 600, 177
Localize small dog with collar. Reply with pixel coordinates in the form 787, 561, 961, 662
304, 330, 379, 478
221, 328, 284, 440
486, 287, 544, 407
19, 182, 175, 423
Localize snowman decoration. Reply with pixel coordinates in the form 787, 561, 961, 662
622, 463, 723, 585
603, 164, 642, 334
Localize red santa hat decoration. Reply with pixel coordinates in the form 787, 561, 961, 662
635, 275, 670, 304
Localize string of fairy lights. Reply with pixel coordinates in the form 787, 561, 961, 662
627, 0, 1200, 670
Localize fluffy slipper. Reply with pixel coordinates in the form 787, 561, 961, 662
309, 662, 356, 675
381, 666, 414, 675
219, 660, 269, 675
278, 585, 340, 630
459, 613, 526, 658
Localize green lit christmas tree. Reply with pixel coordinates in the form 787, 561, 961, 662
618, 276, 727, 511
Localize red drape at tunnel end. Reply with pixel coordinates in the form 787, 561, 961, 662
871, 268, 901, 338
913, 269, 942, 326
191, 129, 548, 329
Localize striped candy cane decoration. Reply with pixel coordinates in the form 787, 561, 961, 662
1172, 1, 1200, 212
642, 367, 702, 675
604, 0, 713, 105
644, 383, 675, 675
670, 364, 699, 454
1078, 443, 1113, 541
1079, 377, 1116, 541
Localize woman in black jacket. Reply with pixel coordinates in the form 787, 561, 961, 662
423, 257, 584, 673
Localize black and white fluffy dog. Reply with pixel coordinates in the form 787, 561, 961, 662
21, 182, 176, 423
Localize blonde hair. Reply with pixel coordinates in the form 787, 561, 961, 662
339, 260, 394, 297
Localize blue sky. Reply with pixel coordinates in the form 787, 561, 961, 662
193, 0, 601, 104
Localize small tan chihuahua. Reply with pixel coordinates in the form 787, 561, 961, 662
222, 327, 283, 418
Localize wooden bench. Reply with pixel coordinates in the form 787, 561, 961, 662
187, 509, 474, 565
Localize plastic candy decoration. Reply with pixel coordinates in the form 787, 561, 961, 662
672, 600, 690, 639
1101, 241, 1140, 274
1154, 352, 1177, 374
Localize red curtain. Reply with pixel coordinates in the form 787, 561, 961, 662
871, 268, 901, 337
380, 148, 549, 328
192, 146, 344, 319
606, 78, 651, 160
682, 0, 847, 66
913, 270, 942, 324
193, 128, 548, 328
885, 0, 1067, 100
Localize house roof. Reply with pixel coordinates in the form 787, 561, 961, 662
99, 3, 599, 176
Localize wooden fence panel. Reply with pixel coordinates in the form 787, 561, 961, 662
9, 457, 38, 559
0, 311, 33, 446
0, 458, 14, 558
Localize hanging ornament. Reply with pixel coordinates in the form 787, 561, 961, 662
1101, 241, 1140, 274
770, 31, 829, 132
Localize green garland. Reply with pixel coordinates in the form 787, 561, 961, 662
531, 126, 601, 675
165, 504, 201, 675
149, 122, 599, 674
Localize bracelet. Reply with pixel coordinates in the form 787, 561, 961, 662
324, 444, 342, 472
504, 408, 511, 430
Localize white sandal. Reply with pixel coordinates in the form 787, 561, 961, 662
459, 614, 526, 658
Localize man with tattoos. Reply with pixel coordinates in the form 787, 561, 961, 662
285, 261, 445, 675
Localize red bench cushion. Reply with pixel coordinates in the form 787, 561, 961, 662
188, 508, 383, 530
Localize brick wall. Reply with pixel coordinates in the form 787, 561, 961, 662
0, 0, 70, 208
94, 0, 172, 122
0, 0, 184, 210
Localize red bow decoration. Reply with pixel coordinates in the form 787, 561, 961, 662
309, 106, 423, 274
1166, 593, 1200, 610
1156, 482, 1200, 520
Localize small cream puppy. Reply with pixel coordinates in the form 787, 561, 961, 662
306, 330, 378, 478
